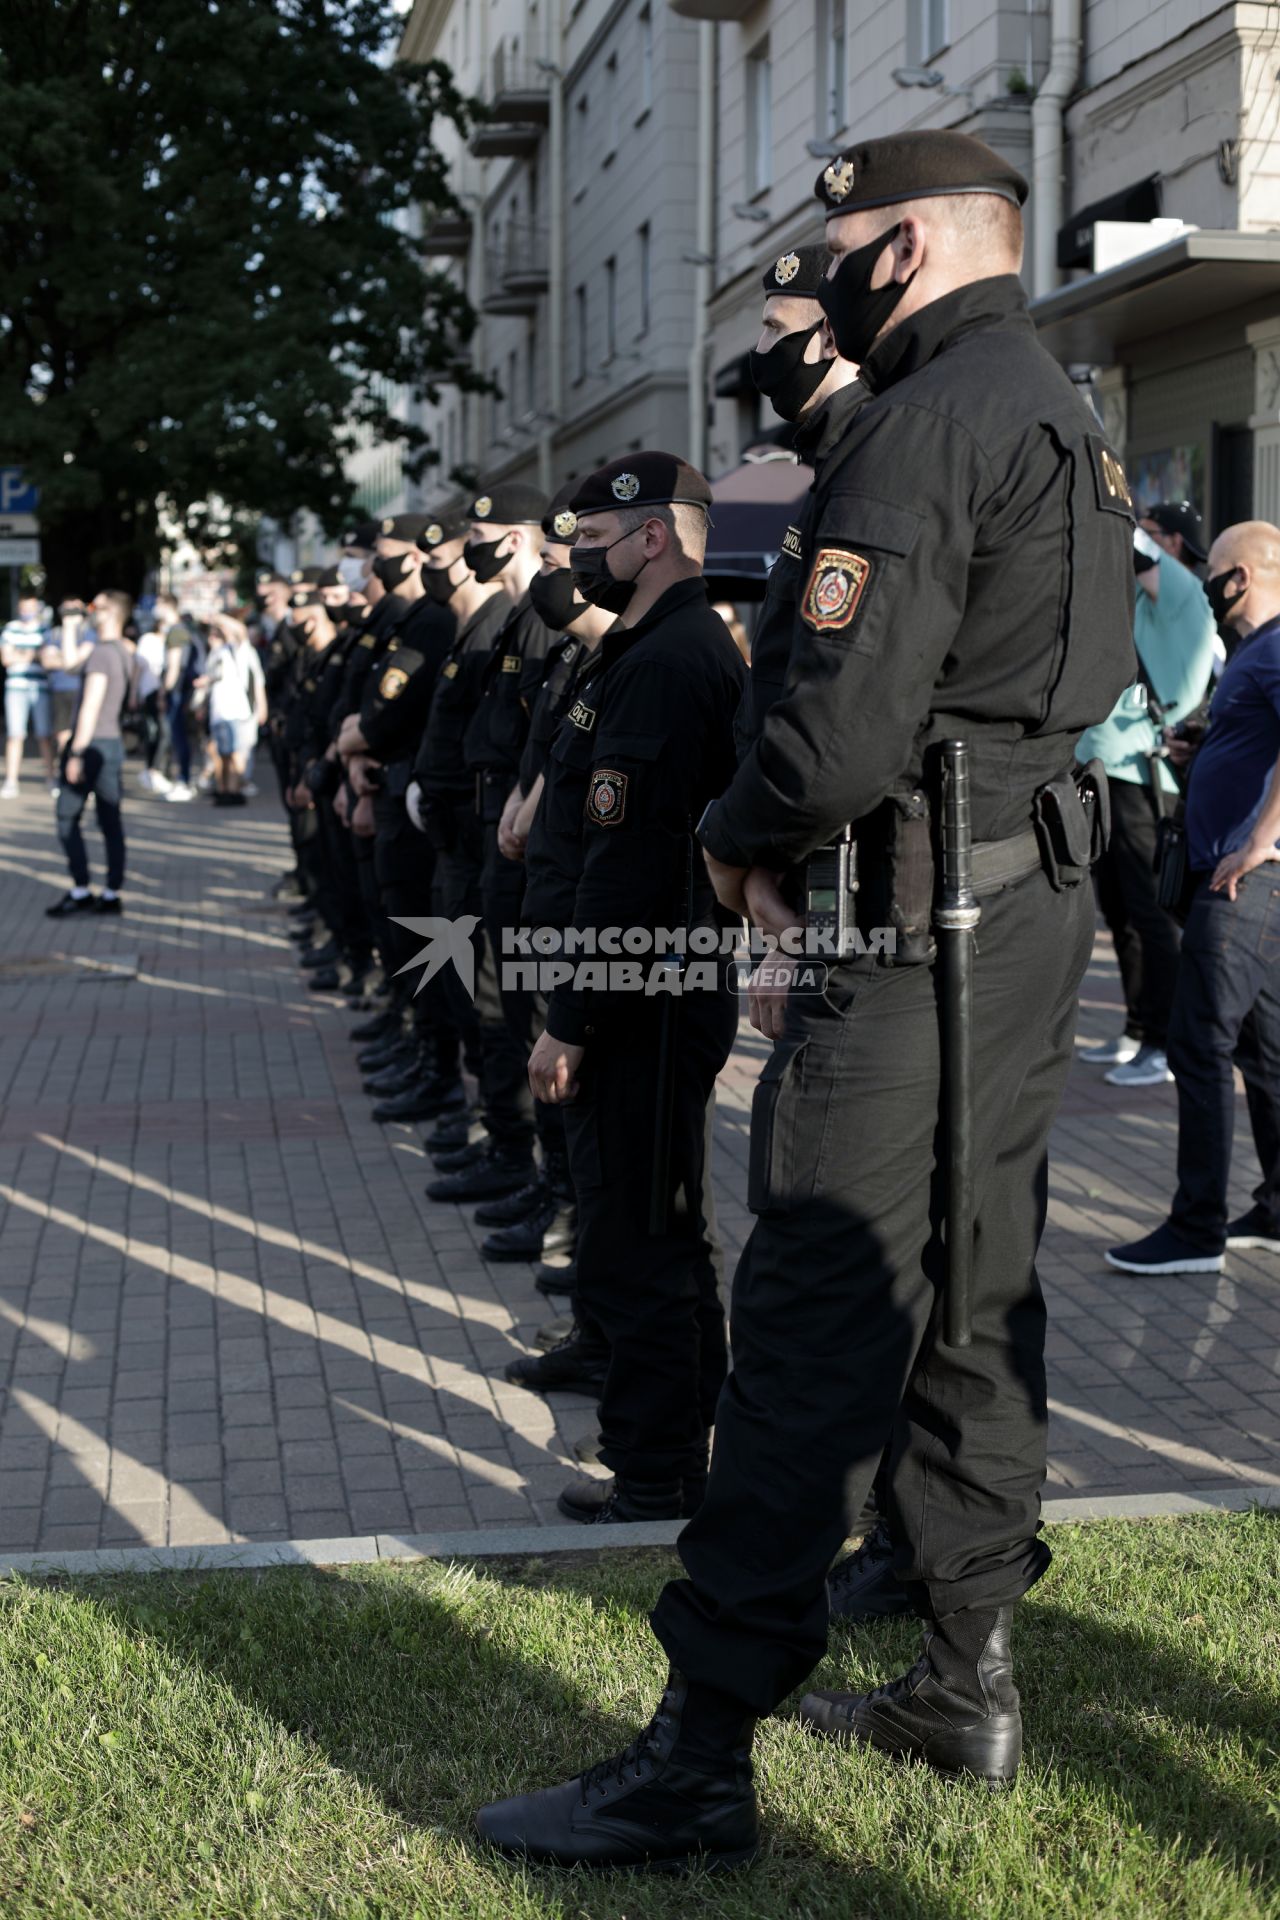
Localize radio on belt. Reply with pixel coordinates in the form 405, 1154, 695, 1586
804, 826, 858, 954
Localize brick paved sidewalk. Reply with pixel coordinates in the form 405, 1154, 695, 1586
0, 762, 1277, 1554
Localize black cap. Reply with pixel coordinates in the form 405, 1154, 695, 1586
421, 508, 472, 549
1143, 501, 1207, 563
316, 566, 342, 589
255, 570, 288, 588
289, 589, 327, 610
569, 452, 712, 519
815, 130, 1028, 218
342, 520, 380, 551
542, 482, 580, 543
469, 482, 548, 526
289, 566, 325, 586
761, 245, 830, 297
377, 513, 438, 546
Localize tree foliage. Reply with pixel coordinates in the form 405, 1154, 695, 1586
0, 0, 481, 596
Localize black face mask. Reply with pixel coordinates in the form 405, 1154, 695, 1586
1205, 567, 1245, 633
465, 536, 512, 583
748, 321, 830, 423
817, 223, 916, 366
422, 556, 463, 605
570, 530, 648, 614
373, 551, 418, 592
529, 566, 581, 631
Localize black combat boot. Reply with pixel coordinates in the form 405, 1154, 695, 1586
357, 1033, 416, 1075
474, 1669, 759, 1871
372, 1073, 465, 1125
504, 1324, 609, 1396
798, 1605, 1022, 1784
427, 1141, 535, 1203
363, 1050, 427, 1096
474, 1175, 547, 1228
826, 1518, 913, 1622
429, 1135, 489, 1173
481, 1188, 576, 1263
299, 937, 339, 969
350, 1006, 401, 1045
534, 1256, 576, 1296
558, 1469, 707, 1524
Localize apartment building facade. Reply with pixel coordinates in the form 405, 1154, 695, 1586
398, 0, 708, 508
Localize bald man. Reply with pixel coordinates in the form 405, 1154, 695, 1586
1109, 519, 1280, 1275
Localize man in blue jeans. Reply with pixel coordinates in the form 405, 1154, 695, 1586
1109, 520, 1280, 1274
46, 590, 131, 919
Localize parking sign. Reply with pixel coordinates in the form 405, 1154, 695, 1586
0, 470, 39, 516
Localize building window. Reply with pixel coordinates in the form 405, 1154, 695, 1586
574, 284, 588, 383
816, 0, 846, 138
637, 223, 651, 337
573, 94, 588, 196
604, 257, 617, 361
746, 40, 772, 197
603, 53, 618, 163
908, 0, 948, 64
638, 6, 653, 115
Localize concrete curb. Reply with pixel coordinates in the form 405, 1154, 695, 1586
0, 1487, 1275, 1581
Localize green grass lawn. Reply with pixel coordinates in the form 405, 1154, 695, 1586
1, 1513, 1277, 1919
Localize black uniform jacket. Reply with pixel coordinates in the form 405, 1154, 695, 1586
463, 593, 557, 794
415, 593, 511, 805
524, 577, 745, 1046
701, 275, 1136, 869
357, 596, 456, 770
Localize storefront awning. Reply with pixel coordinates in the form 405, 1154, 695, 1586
1030, 230, 1280, 364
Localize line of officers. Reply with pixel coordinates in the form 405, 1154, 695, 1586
267, 124, 1139, 1866
264, 450, 749, 1531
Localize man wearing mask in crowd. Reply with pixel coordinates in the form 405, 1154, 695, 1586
1108, 521, 1280, 1276
1079, 502, 1218, 1089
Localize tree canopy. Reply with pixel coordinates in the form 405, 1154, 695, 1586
0, 0, 481, 598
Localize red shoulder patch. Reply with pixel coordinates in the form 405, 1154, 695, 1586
802, 548, 872, 632
586, 768, 627, 827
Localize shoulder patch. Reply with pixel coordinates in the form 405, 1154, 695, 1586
442, 659, 459, 679
359, 632, 377, 649
1086, 435, 1135, 519
802, 548, 872, 632
586, 768, 627, 826
781, 524, 804, 562
378, 665, 409, 700
567, 699, 597, 731
501, 653, 522, 673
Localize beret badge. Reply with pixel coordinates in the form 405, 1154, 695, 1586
553, 509, 578, 539
610, 472, 641, 503
426, 522, 443, 546
474, 494, 492, 518
823, 159, 856, 201
774, 252, 801, 286
380, 517, 395, 535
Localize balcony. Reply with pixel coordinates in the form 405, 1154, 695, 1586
483, 229, 550, 316
469, 121, 541, 160
667, 0, 756, 18
490, 47, 551, 126
421, 213, 472, 258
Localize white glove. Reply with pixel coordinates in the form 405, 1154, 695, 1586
406, 779, 426, 833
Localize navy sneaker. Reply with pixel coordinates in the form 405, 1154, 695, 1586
1105, 1224, 1223, 1275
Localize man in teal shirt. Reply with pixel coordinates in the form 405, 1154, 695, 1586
1079, 501, 1219, 1086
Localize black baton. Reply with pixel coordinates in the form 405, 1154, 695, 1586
937, 739, 981, 1349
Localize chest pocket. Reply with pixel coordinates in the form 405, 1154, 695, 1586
544, 712, 601, 839
802, 495, 923, 653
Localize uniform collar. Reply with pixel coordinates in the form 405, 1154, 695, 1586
860, 274, 1030, 395
601, 577, 708, 665
794, 378, 867, 466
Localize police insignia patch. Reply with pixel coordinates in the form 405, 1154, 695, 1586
379, 666, 409, 699
567, 699, 596, 730
291, 569, 303, 583
774, 251, 800, 285
802, 548, 871, 631
381, 517, 395, 534
474, 494, 492, 518
823, 159, 855, 200
442, 660, 459, 679
360, 633, 377, 649
611, 472, 641, 503
501, 654, 521, 673
426, 522, 443, 545
586, 768, 626, 825
553, 509, 577, 539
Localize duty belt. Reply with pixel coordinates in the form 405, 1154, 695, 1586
969, 827, 1042, 897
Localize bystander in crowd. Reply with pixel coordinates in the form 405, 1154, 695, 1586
46, 590, 132, 918
1, 591, 56, 797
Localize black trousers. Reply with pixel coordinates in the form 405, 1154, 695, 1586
1091, 776, 1181, 1048
563, 981, 737, 1483
651, 869, 1092, 1712
439, 803, 526, 1146
318, 794, 372, 961
373, 794, 460, 1075
1168, 872, 1280, 1252
480, 823, 540, 1152
57, 741, 125, 891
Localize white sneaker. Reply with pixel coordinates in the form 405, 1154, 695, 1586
149, 768, 172, 793
1080, 1032, 1141, 1067
0, 782, 18, 800
240, 781, 259, 798
196, 772, 215, 793
137, 769, 154, 792
165, 783, 195, 802
1105, 1045, 1174, 1088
